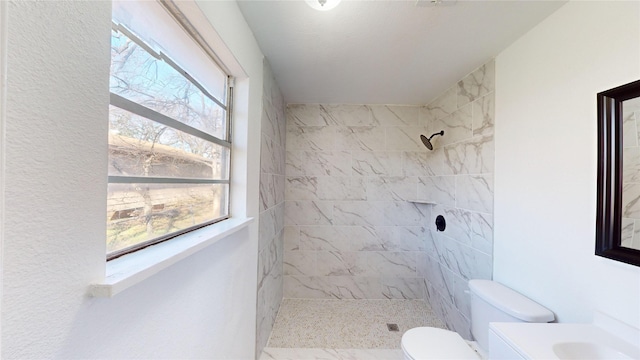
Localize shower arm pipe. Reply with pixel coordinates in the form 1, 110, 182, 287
427, 130, 444, 141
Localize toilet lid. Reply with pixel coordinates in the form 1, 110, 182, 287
401, 327, 480, 360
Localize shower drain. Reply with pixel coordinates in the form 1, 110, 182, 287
386, 323, 399, 332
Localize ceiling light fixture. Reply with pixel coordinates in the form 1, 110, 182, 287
305, 0, 342, 11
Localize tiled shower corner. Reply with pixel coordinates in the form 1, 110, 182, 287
421, 60, 495, 339
256, 59, 287, 357
282, 59, 495, 340
258, 59, 495, 359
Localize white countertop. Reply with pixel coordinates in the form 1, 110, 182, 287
489, 322, 640, 360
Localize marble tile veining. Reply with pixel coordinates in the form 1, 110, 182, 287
286, 176, 367, 202
457, 60, 495, 108
286, 151, 352, 177
424, 86, 458, 123
284, 58, 494, 338
417, 59, 494, 342
381, 277, 425, 299
287, 126, 336, 151
383, 201, 430, 226
284, 226, 300, 251
317, 177, 367, 201
285, 201, 333, 226
323, 104, 373, 126
432, 102, 472, 146
284, 275, 383, 299
371, 105, 419, 127
402, 150, 444, 177
352, 151, 403, 176
443, 135, 494, 175
288, 104, 337, 127
284, 250, 317, 276
386, 126, 429, 151
418, 176, 455, 206
456, 174, 494, 214
258, 61, 287, 357
335, 126, 386, 151
298, 225, 424, 252
472, 92, 495, 137
332, 201, 384, 226
623, 147, 640, 183
286, 176, 320, 201
366, 176, 417, 201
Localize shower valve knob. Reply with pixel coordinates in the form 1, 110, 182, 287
435, 215, 446, 231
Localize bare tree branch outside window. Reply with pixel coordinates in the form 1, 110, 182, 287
107, 28, 229, 257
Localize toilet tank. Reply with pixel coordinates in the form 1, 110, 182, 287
469, 280, 554, 351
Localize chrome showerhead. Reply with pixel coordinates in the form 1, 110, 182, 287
420, 131, 444, 150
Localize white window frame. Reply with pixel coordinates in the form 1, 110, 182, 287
91, 0, 254, 299
107, 2, 233, 260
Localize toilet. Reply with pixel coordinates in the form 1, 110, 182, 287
401, 280, 555, 359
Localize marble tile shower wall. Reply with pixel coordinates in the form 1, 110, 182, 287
282, 60, 495, 340
283, 103, 433, 300
257, 60, 287, 358
621, 99, 640, 249
421, 61, 495, 339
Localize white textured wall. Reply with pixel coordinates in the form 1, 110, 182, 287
495, 1, 640, 328
3, 2, 109, 356
2, 1, 264, 358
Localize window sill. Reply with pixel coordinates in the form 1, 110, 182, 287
89, 217, 254, 298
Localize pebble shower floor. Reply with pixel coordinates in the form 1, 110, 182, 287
259, 299, 447, 360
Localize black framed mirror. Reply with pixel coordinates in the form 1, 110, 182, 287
596, 79, 640, 267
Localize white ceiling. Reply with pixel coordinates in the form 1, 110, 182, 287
237, 0, 566, 105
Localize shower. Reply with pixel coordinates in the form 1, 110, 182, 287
420, 130, 444, 150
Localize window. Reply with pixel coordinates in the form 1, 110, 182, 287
107, 4, 231, 260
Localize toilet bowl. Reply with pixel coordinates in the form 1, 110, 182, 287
401, 280, 555, 360
402, 327, 479, 359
